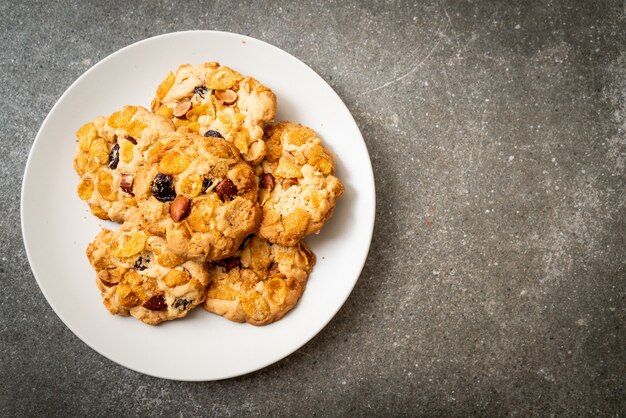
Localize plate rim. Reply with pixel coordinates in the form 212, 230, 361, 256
20, 30, 376, 381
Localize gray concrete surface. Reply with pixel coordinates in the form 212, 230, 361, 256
1, 0, 624, 416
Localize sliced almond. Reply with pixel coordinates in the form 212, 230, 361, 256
215, 89, 238, 105
173, 101, 192, 118
98, 270, 118, 287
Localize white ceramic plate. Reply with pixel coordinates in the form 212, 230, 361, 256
21, 31, 375, 381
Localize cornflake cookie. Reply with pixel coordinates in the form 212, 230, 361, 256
151, 62, 276, 164
135, 131, 261, 262
74, 105, 175, 222
86, 222, 209, 325
258, 122, 344, 246
203, 235, 315, 326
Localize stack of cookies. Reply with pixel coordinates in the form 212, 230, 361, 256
74, 62, 344, 325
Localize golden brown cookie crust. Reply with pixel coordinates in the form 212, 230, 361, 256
86, 222, 209, 325
203, 235, 315, 326
151, 62, 276, 164
74, 105, 175, 223
258, 122, 344, 246
134, 131, 261, 262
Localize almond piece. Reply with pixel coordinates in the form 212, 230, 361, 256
120, 174, 134, 195
169, 195, 191, 222
215, 89, 238, 105
173, 101, 192, 118
215, 178, 238, 200
260, 173, 275, 190
143, 295, 167, 311
268, 262, 280, 276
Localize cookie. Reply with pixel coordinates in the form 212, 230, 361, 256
86, 222, 209, 325
74, 105, 175, 222
203, 235, 315, 326
258, 122, 344, 246
134, 131, 261, 262
150, 62, 276, 164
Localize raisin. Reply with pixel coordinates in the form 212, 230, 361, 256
173, 298, 192, 310
143, 295, 167, 311
194, 85, 209, 98
134, 255, 150, 271
150, 173, 176, 202
215, 178, 238, 200
260, 173, 275, 190
215, 257, 239, 272
204, 130, 224, 138
201, 176, 214, 193
108, 143, 120, 169
126, 136, 137, 145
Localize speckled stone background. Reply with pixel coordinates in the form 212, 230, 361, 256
1, 0, 624, 416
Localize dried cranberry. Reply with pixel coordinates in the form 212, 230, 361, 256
194, 86, 209, 98
150, 173, 176, 202
215, 257, 240, 272
204, 130, 224, 138
108, 143, 120, 169
143, 295, 167, 311
134, 255, 149, 271
215, 178, 238, 200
